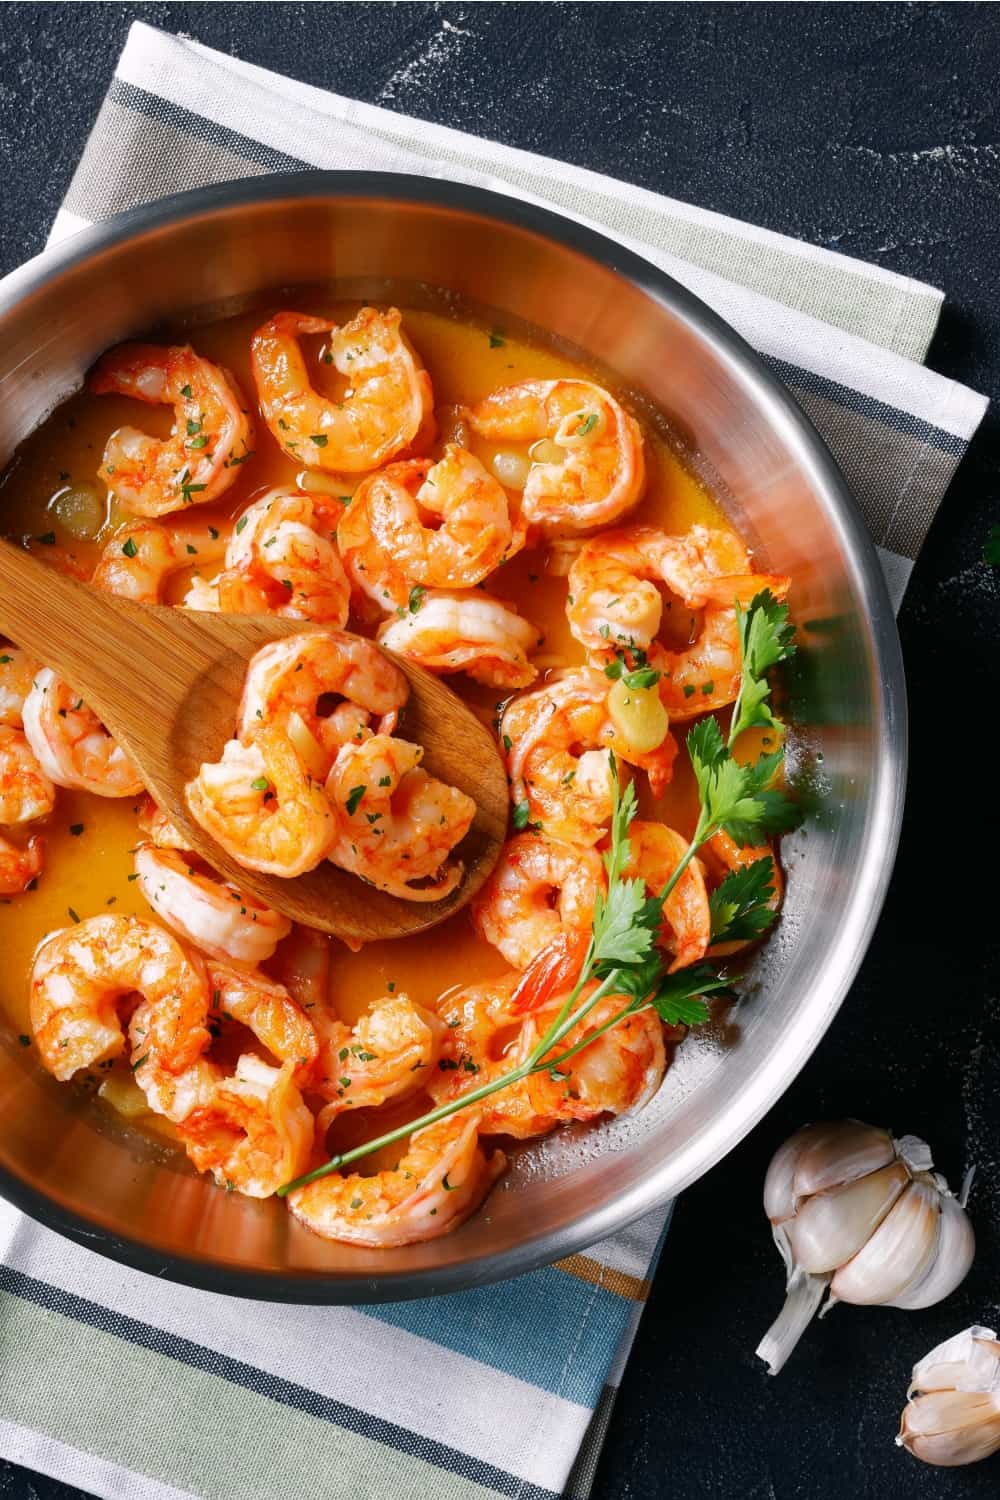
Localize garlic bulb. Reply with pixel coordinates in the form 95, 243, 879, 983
756, 1119, 974, 1374
897, 1326, 1000, 1466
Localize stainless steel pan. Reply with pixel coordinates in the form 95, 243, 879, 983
0, 174, 906, 1301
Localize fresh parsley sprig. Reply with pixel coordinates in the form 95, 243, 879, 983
729, 589, 796, 744
277, 589, 797, 1198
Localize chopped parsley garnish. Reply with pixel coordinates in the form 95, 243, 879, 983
575, 413, 599, 436
624, 667, 660, 690
345, 784, 366, 816
121, 537, 138, 558
408, 585, 426, 614
310, 433, 329, 448
250, 776, 271, 792
512, 800, 532, 831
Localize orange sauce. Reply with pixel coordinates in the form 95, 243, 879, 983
0, 300, 729, 1142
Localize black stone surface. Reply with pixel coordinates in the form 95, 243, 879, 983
1, 4, 999, 1497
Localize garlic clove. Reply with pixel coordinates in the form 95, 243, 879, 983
831, 1179, 940, 1306
790, 1120, 896, 1205
763, 1120, 896, 1224
763, 1123, 829, 1224
898, 1391, 1000, 1467
784, 1159, 909, 1274
887, 1194, 976, 1310
897, 1327, 1000, 1466
907, 1325, 1000, 1396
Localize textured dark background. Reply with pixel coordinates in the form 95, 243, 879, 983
2, 4, 1000, 1497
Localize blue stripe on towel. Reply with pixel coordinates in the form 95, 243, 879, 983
365, 1266, 632, 1407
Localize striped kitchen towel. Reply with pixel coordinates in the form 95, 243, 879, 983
0, 19, 989, 1500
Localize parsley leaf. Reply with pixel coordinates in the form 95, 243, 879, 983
985, 525, 1000, 565
730, 589, 796, 742
649, 964, 733, 1026
709, 856, 778, 943
687, 724, 800, 847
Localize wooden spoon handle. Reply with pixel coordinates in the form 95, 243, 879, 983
0, 537, 228, 709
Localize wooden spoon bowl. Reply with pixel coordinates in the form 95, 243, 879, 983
0, 539, 509, 943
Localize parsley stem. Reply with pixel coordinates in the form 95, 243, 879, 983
526, 970, 620, 1062
277, 1067, 532, 1194
535, 998, 640, 1074
277, 970, 622, 1196
656, 807, 717, 908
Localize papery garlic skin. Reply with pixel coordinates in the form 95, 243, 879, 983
756, 1120, 975, 1375
898, 1326, 1000, 1467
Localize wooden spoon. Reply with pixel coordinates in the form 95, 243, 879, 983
0, 539, 509, 943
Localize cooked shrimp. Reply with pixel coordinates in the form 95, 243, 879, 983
472, 833, 605, 970
0, 727, 55, 825
267, 924, 333, 1010
0, 644, 36, 727
136, 794, 186, 850
0, 663, 51, 875
654, 572, 789, 719
337, 445, 521, 611
237, 631, 406, 780
427, 979, 566, 1139
30, 914, 210, 1082
177, 1055, 314, 1198
186, 726, 335, 878
702, 829, 784, 956
500, 667, 677, 845
287, 1114, 505, 1247
134, 844, 292, 966
377, 590, 541, 690
428, 981, 665, 1139
622, 819, 710, 971
463, 379, 644, 536
567, 525, 789, 720
211, 489, 350, 624
521, 991, 666, 1124
91, 342, 254, 517
92, 519, 228, 604
22, 668, 143, 798
325, 733, 475, 901
566, 524, 750, 655
206, 960, 318, 1084
251, 307, 434, 473
0, 831, 43, 896
314, 992, 444, 1128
